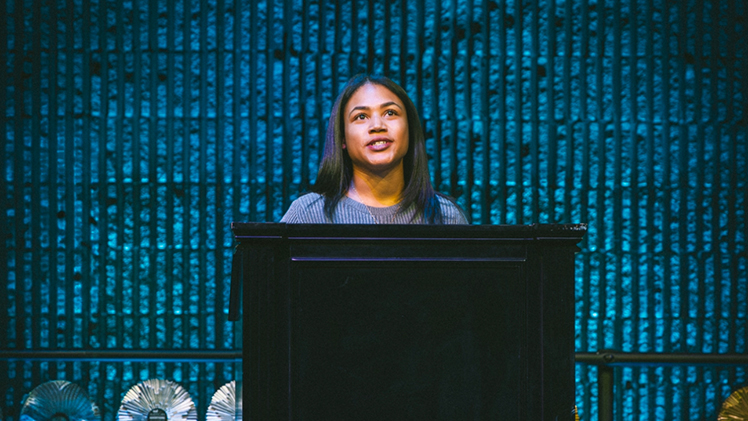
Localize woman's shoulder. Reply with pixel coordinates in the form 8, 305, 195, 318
290, 192, 325, 207
280, 193, 328, 223
435, 194, 469, 225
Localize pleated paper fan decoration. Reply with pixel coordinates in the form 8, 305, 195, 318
205, 381, 238, 421
20, 380, 100, 421
719, 386, 748, 421
117, 379, 198, 421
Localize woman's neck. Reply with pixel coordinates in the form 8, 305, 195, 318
349, 166, 404, 207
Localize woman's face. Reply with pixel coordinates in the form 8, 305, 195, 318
343, 83, 409, 176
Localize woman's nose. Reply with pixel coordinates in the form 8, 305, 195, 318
369, 115, 386, 132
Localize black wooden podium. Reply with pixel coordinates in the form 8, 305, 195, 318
229, 223, 586, 420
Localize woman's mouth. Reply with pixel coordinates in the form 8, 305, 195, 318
367, 139, 392, 151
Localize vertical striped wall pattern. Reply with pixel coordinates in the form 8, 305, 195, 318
1, 0, 745, 419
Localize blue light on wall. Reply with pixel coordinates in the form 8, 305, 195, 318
1, 0, 746, 419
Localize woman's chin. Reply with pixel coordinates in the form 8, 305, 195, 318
354, 159, 403, 175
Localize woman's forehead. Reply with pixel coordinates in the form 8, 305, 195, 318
346, 83, 403, 108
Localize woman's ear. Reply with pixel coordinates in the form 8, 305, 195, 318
342, 141, 346, 149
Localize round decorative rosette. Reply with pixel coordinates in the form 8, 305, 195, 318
205, 381, 238, 421
117, 379, 197, 421
719, 386, 748, 421
20, 380, 100, 421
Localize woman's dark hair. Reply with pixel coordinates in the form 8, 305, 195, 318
312, 74, 445, 223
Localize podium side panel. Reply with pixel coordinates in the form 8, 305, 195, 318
540, 243, 579, 421
241, 241, 289, 421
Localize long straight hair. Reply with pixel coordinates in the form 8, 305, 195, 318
312, 74, 444, 223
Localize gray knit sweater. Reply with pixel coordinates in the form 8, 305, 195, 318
280, 193, 468, 224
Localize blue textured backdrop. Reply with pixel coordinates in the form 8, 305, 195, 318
1, 0, 747, 419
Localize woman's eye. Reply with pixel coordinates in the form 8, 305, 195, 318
354, 113, 366, 120
385, 109, 397, 116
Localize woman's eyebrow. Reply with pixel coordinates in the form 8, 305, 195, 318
348, 101, 403, 117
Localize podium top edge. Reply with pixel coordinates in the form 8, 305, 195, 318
230, 222, 588, 241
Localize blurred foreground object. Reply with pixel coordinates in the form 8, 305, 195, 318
20, 380, 100, 421
719, 386, 748, 420
117, 379, 197, 421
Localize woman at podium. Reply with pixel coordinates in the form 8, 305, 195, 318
281, 74, 467, 225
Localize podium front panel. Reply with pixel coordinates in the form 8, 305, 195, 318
230, 223, 586, 421
293, 260, 524, 419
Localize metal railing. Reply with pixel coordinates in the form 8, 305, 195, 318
0, 349, 242, 363
575, 351, 748, 421
3, 349, 747, 421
